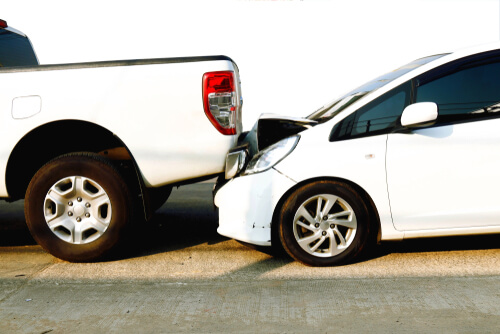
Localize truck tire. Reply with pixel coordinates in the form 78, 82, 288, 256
25, 153, 134, 262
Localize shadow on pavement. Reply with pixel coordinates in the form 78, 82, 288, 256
384, 233, 500, 253
1, 184, 500, 264
359, 233, 500, 264
0, 200, 36, 246
121, 183, 229, 259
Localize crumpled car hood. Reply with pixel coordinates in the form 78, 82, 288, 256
236, 113, 317, 159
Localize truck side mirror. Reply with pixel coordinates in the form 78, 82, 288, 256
401, 102, 438, 128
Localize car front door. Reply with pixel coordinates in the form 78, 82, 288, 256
386, 54, 500, 231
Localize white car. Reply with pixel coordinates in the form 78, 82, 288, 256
215, 43, 500, 266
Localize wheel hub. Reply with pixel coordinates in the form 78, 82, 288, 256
73, 205, 85, 217
320, 221, 330, 231
43, 176, 112, 244
293, 193, 357, 258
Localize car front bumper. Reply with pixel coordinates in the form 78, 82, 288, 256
214, 168, 296, 246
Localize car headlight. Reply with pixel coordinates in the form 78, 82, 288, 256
242, 135, 300, 175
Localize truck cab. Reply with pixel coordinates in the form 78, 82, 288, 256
0, 19, 38, 67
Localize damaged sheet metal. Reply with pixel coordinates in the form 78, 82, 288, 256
237, 113, 317, 159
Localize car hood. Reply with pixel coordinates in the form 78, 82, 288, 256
236, 113, 317, 158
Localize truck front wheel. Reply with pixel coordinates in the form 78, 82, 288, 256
25, 153, 134, 262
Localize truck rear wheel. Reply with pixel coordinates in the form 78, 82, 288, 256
25, 153, 134, 262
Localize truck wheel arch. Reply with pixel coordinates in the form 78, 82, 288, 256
6, 120, 138, 201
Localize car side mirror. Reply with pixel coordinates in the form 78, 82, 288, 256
400, 102, 438, 128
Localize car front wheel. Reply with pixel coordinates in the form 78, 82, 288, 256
278, 180, 372, 266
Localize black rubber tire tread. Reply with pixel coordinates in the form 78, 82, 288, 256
25, 152, 134, 262
278, 180, 372, 267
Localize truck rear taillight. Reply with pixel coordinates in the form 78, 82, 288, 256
0, 19, 7, 28
203, 71, 237, 135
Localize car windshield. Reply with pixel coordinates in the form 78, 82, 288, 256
307, 54, 448, 123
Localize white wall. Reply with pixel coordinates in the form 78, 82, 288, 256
3, 0, 499, 130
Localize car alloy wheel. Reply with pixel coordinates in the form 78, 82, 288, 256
279, 180, 372, 266
292, 193, 357, 258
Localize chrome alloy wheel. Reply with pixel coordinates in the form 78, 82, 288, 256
293, 194, 357, 257
43, 176, 112, 244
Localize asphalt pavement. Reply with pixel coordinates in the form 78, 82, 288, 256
1, 182, 500, 333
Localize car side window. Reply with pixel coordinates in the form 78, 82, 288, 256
0, 29, 38, 67
329, 81, 411, 141
416, 61, 500, 124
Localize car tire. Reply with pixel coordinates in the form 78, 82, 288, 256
278, 180, 372, 266
25, 152, 134, 262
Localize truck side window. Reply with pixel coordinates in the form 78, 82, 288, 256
0, 29, 38, 67
416, 61, 500, 124
329, 81, 411, 141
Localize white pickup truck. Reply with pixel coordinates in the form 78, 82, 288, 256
0, 20, 243, 261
